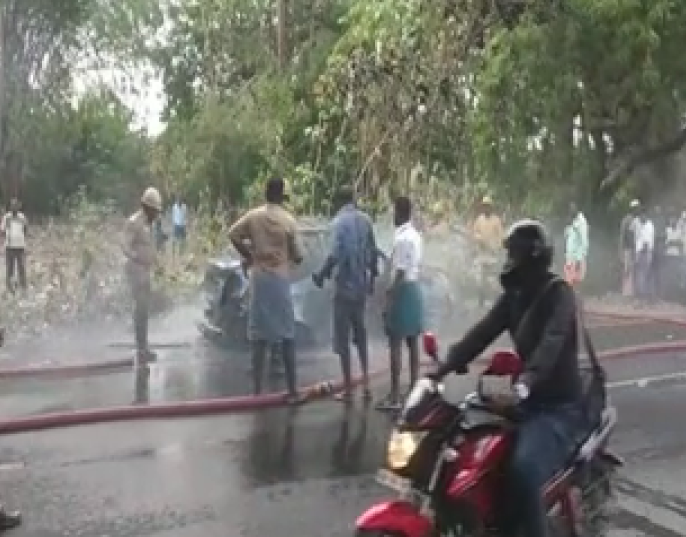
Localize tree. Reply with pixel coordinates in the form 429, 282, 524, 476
471, 0, 686, 213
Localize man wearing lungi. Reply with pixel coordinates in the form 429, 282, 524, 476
313, 187, 378, 402
229, 178, 305, 404
619, 199, 640, 296
377, 196, 424, 411
634, 208, 655, 301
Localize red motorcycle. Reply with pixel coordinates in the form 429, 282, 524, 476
356, 333, 622, 537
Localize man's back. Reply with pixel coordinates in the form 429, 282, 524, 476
229, 203, 300, 278
331, 205, 376, 299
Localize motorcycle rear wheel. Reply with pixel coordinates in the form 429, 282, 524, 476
578, 456, 618, 535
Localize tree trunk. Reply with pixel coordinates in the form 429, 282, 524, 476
277, 0, 288, 70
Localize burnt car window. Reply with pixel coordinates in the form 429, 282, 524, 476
290, 226, 330, 282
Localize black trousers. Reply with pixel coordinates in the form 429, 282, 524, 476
5, 248, 26, 290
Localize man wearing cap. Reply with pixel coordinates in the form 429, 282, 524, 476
472, 196, 504, 307
229, 178, 305, 404
619, 200, 640, 296
123, 187, 162, 364
312, 186, 378, 402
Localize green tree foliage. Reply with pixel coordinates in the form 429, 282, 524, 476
25, 90, 151, 214
7, 0, 686, 220
0, 0, 160, 213
471, 0, 686, 215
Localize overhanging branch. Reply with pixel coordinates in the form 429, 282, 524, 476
600, 124, 686, 190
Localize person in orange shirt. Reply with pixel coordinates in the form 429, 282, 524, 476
472, 196, 504, 306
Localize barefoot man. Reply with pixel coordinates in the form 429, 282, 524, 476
229, 178, 306, 404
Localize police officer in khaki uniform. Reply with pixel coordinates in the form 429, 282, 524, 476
472, 196, 504, 306
123, 187, 162, 365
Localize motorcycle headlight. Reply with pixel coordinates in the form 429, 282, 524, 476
387, 430, 426, 470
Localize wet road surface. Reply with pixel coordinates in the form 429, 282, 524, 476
0, 353, 686, 537
1, 312, 685, 419
0, 309, 685, 535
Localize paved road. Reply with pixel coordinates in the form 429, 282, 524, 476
1, 311, 685, 419
0, 350, 685, 536
0, 306, 685, 536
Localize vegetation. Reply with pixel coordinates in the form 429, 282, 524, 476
4, 0, 686, 223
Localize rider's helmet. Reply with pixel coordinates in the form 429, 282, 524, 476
500, 219, 553, 289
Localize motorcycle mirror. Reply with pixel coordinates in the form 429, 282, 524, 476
422, 332, 438, 360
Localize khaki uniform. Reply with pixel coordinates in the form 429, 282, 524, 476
472, 213, 504, 305
122, 210, 156, 356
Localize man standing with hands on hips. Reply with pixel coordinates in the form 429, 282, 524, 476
123, 187, 162, 365
312, 186, 378, 402
229, 178, 306, 404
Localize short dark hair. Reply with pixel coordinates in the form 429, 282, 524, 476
335, 186, 354, 206
265, 177, 287, 203
394, 196, 411, 220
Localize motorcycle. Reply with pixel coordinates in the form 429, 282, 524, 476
356, 332, 622, 537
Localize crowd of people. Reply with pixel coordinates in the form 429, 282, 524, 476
227, 178, 425, 411
620, 199, 686, 303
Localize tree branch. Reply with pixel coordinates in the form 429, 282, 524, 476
600, 124, 686, 190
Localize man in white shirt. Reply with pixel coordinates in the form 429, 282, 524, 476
619, 199, 640, 296
172, 194, 188, 256
634, 209, 655, 301
378, 196, 424, 411
0, 198, 28, 292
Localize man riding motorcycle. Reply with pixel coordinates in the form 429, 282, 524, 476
430, 219, 588, 537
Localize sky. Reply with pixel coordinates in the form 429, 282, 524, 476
72, 62, 167, 136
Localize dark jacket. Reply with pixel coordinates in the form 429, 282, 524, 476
444, 273, 582, 407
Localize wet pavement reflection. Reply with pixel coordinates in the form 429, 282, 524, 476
2, 361, 686, 537
0, 309, 685, 420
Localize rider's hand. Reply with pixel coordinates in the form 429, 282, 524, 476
425, 368, 444, 382
312, 272, 324, 288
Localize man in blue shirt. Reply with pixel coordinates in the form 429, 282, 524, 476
313, 187, 378, 401
172, 194, 188, 255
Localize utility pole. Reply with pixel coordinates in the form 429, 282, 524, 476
277, 0, 288, 70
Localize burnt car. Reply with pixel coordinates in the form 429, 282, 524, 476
198, 221, 454, 348
198, 221, 343, 348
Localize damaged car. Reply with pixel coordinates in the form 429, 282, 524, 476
198, 221, 341, 348
198, 221, 454, 348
